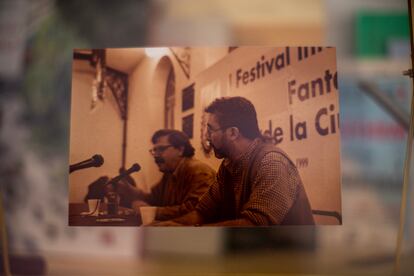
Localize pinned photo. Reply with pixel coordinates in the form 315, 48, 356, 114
68, 47, 342, 226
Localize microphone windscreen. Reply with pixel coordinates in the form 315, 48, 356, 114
130, 163, 141, 172
92, 154, 104, 167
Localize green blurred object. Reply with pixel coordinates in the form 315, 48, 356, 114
356, 11, 410, 57
22, 13, 87, 156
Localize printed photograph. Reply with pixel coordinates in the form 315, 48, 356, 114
68, 46, 342, 226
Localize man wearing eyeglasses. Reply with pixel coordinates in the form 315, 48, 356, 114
116, 129, 216, 222
156, 96, 314, 226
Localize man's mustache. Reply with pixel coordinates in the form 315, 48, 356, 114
155, 157, 165, 164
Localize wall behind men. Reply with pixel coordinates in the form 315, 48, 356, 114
69, 60, 124, 202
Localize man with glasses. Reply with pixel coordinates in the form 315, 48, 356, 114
156, 96, 314, 226
116, 129, 216, 222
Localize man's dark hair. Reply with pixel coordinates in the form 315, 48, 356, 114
151, 129, 195, 157
205, 96, 261, 140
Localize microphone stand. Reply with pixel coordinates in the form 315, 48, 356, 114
104, 164, 140, 216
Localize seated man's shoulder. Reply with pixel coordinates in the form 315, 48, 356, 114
183, 158, 216, 175
259, 144, 289, 160
256, 144, 295, 169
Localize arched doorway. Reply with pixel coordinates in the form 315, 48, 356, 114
153, 56, 175, 130
164, 67, 175, 129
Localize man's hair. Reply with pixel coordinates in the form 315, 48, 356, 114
204, 96, 262, 140
151, 129, 195, 157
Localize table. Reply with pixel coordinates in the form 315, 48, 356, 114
69, 203, 141, 226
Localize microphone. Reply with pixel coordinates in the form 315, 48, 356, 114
106, 163, 141, 186
69, 154, 104, 173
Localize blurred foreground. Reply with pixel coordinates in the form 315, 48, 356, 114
1, 0, 413, 275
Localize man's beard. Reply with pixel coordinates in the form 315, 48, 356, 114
154, 157, 167, 172
211, 138, 229, 159
212, 144, 225, 159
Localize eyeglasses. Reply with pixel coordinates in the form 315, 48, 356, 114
149, 145, 173, 155
206, 125, 224, 135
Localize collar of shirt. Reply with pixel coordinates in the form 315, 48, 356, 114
171, 157, 189, 178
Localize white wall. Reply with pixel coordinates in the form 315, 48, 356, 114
69, 61, 124, 202
126, 56, 164, 190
